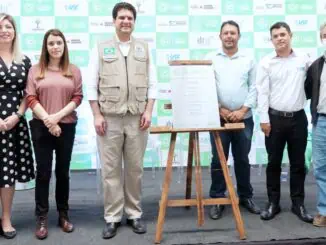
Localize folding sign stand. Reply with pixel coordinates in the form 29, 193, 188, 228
150, 124, 247, 244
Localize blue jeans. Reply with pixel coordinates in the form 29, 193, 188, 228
313, 115, 326, 216
209, 117, 254, 199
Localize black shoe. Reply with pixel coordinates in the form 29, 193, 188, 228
102, 222, 120, 239
126, 218, 147, 234
0, 219, 17, 239
239, 198, 261, 214
0, 229, 17, 239
291, 205, 313, 223
209, 205, 225, 220
260, 202, 281, 220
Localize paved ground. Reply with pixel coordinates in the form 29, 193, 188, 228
2, 167, 326, 245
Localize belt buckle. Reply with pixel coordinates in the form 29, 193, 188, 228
283, 111, 294, 117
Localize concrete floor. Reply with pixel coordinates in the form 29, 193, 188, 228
3, 167, 326, 245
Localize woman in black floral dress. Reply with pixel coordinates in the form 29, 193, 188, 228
0, 13, 34, 239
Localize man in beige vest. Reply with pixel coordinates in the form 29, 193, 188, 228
87, 2, 157, 239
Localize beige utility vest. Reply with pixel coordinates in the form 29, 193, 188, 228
98, 37, 149, 116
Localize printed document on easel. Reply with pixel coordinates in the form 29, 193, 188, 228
170, 64, 220, 128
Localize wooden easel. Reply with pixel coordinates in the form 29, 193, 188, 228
150, 124, 247, 243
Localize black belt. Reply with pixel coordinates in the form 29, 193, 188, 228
318, 113, 326, 117
269, 108, 303, 118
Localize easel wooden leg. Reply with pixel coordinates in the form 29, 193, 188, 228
155, 132, 177, 244
185, 132, 194, 206
213, 132, 246, 240
193, 132, 204, 226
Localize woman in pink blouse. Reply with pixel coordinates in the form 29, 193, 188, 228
25, 29, 83, 240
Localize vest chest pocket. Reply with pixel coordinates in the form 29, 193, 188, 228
99, 85, 120, 102
134, 56, 147, 75
101, 57, 119, 76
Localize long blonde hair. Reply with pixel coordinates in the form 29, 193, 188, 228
0, 13, 24, 64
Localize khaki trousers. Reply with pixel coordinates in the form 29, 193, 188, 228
97, 113, 148, 222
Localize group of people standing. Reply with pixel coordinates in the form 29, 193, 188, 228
0, 2, 154, 240
0, 13, 82, 240
0, 1, 325, 242
206, 19, 326, 230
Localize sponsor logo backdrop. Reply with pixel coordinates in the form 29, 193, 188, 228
2, 0, 321, 170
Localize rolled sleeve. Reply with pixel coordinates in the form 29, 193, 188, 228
26, 95, 39, 109
25, 66, 40, 109
71, 67, 83, 107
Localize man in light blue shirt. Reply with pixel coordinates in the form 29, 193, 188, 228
205, 20, 260, 220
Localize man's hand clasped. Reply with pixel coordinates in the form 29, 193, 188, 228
220, 108, 246, 123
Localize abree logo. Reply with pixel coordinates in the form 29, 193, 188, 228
64, 4, 79, 11
295, 20, 308, 25
166, 54, 180, 61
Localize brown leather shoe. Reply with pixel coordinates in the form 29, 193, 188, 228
58, 212, 74, 233
313, 214, 326, 227
35, 216, 48, 240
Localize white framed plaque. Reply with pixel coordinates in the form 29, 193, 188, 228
169, 60, 220, 129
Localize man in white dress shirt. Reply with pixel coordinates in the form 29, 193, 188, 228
256, 22, 313, 223
87, 2, 157, 239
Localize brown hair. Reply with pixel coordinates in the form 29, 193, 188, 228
270, 22, 291, 36
37, 29, 72, 79
220, 20, 240, 35
0, 13, 24, 63
112, 2, 137, 20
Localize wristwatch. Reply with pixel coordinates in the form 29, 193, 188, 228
15, 112, 24, 120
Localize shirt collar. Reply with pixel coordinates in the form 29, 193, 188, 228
216, 48, 243, 59
114, 34, 132, 44
272, 49, 297, 58
323, 50, 326, 61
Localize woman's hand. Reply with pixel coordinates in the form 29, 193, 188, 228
4, 114, 20, 131
43, 113, 62, 129
49, 124, 62, 137
0, 118, 8, 132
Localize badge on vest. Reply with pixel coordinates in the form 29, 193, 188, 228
103, 47, 117, 60
134, 44, 146, 59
